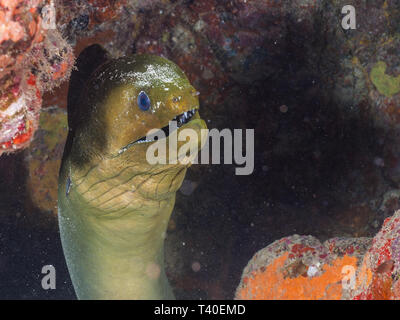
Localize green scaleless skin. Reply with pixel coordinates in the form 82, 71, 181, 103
58, 54, 207, 299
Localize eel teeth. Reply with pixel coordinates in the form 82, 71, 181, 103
172, 108, 197, 128
118, 108, 198, 154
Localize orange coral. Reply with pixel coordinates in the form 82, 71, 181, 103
393, 279, 400, 299
236, 252, 358, 300
236, 211, 400, 300
370, 275, 393, 300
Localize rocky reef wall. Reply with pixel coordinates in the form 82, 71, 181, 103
0, 0, 400, 299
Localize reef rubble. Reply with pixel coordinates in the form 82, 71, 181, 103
235, 209, 400, 300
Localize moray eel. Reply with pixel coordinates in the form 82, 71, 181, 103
58, 45, 207, 299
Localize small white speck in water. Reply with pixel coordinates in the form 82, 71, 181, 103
191, 262, 201, 272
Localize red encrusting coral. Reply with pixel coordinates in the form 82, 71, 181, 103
0, 0, 74, 156
353, 211, 400, 300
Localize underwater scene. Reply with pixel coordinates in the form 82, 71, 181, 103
0, 0, 400, 301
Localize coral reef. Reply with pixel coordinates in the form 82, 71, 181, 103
0, 0, 400, 299
353, 209, 400, 299
3, 0, 400, 158
235, 235, 370, 300
370, 61, 400, 98
25, 107, 67, 215
0, 0, 73, 156
235, 210, 400, 300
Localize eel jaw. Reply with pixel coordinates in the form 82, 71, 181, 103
117, 108, 199, 155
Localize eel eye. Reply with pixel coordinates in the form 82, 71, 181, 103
137, 91, 151, 111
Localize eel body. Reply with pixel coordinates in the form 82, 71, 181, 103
58, 47, 207, 299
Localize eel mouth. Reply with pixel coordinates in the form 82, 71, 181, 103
117, 108, 198, 155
